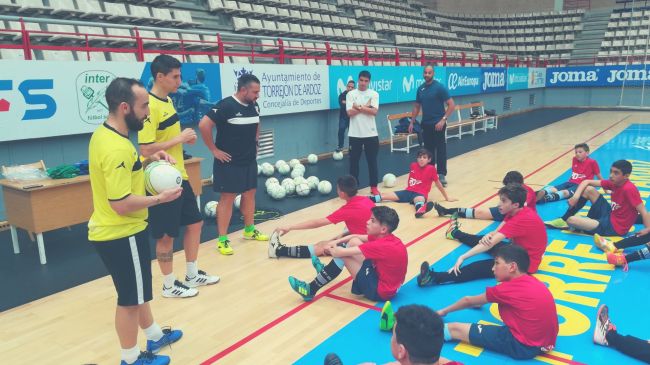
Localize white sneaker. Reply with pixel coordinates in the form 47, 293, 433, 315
162, 280, 198, 298
594, 304, 614, 346
185, 270, 220, 288
269, 231, 281, 258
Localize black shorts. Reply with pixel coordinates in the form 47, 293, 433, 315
148, 180, 202, 239
351, 260, 383, 301
93, 229, 153, 306
213, 160, 257, 193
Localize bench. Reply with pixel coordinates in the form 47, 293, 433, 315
445, 102, 498, 140
387, 111, 420, 153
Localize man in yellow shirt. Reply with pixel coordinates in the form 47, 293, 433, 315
89, 78, 183, 365
139, 55, 219, 298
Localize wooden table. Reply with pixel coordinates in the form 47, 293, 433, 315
0, 157, 203, 264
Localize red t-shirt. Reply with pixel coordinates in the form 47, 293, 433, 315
326, 196, 375, 234
498, 207, 547, 273
569, 157, 600, 184
601, 179, 643, 235
486, 275, 558, 349
523, 184, 537, 211
358, 234, 408, 300
405, 162, 438, 196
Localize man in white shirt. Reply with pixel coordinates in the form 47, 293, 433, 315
346, 70, 380, 195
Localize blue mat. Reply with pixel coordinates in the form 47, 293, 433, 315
295, 124, 650, 365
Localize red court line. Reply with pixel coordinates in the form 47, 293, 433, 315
539, 353, 588, 365
324, 293, 382, 312
201, 115, 629, 365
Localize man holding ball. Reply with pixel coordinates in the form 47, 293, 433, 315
199, 74, 270, 255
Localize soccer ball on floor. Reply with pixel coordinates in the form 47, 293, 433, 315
291, 168, 304, 178
306, 176, 320, 190
275, 160, 287, 169
318, 180, 332, 195
383, 173, 397, 188
265, 177, 279, 188
333, 151, 344, 160
269, 184, 286, 200
261, 162, 274, 176
282, 179, 296, 195
307, 154, 318, 164
296, 182, 311, 196
144, 161, 182, 195
289, 159, 301, 168
278, 164, 291, 175
204, 201, 218, 217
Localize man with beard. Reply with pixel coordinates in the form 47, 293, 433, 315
138, 55, 219, 299
88, 78, 184, 365
199, 74, 270, 255
408, 66, 455, 187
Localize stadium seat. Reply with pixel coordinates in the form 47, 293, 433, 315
50, 0, 84, 17
41, 50, 76, 61
0, 0, 20, 12
110, 52, 137, 62
76, 0, 105, 18
16, 0, 50, 14
46, 24, 84, 42
0, 48, 25, 60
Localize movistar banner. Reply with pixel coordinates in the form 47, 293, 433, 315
506, 67, 529, 91
546, 65, 650, 87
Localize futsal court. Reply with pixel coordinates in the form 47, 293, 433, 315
1, 110, 648, 364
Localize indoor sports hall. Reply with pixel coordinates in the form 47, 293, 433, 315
1, 0, 650, 364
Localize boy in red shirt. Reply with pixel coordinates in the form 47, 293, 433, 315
437, 244, 558, 360
370, 149, 455, 218
434, 171, 536, 221
269, 175, 374, 261
418, 184, 547, 286
288, 206, 407, 302
545, 160, 650, 236
536, 143, 602, 204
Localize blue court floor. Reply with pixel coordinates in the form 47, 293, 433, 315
296, 124, 650, 365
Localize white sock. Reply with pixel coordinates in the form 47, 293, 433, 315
121, 345, 140, 364
143, 322, 164, 342
163, 273, 176, 289
186, 261, 198, 278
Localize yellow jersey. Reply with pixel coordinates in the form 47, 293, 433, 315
138, 93, 188, 180
88, 123, 148, 241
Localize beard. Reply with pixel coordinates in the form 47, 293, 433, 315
424, 75, 433, 82
125, 110, 144, 132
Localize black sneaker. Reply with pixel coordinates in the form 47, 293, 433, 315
324, 353, 343, 365
417, 261, 436, 287
433, 202, 448, 216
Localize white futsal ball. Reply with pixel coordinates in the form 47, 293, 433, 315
333, 151, 343, 160
318, 180, 332, 195
269, 184, 286, 200
293, 163, 305, 172
296, 182, 310, 196
306, 176, 320, 190
234, 194, 242, 209
144, 161, 182, 195
278, 164, 291, 175
289, 159, 301, 168
282, 179, 296, 195
291, 168, 304, 178
307, 154, 318, 164
204, 200, 218, 217
383, 173, 397, 188
261, 162, 275, 177
293, 176, 307, 186
265, 177, 279, 188
275, 160, 287, 170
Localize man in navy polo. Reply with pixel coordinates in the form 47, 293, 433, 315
409, 66, 455, 186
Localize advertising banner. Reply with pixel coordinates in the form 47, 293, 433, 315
528, 67, 546, 89
546, 65, 650, 87
506, 67, 529, 90
0, 60, 144, 142
480, 67, 506, 93
221, 63, 329, 116
446, 67, 482, 96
